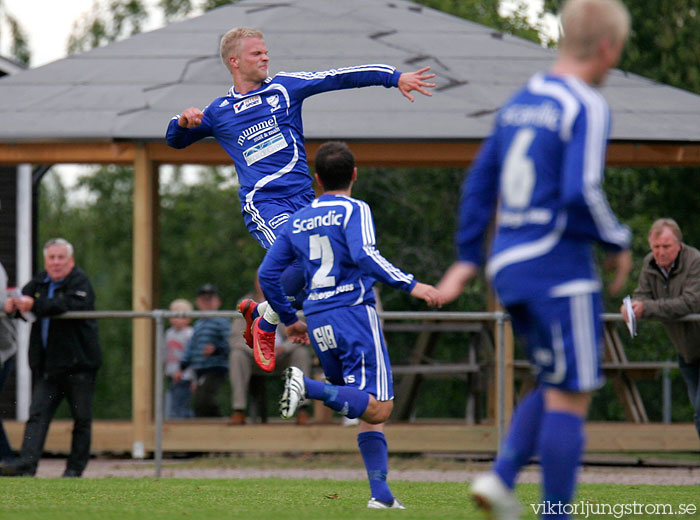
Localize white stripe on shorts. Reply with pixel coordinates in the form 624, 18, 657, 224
367, 306, 388, 401
571, 292, 597, 390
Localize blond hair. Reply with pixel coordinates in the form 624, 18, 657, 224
559, 0, 630, 60
649, 218, 683, 243
169, 298, 193, 312
220, 27, 264, 72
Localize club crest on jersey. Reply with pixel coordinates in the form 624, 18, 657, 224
267, 94, 280, 113
234, 95, 262, 114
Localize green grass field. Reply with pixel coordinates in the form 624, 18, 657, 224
1, 478, 698, 520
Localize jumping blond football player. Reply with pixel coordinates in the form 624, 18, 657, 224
166, 27, 435, 372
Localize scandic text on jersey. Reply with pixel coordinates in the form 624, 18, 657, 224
292, 210, 343, 233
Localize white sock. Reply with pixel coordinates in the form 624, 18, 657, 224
262, 302, 279, 325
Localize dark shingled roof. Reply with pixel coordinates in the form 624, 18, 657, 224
1, 0, 698, 143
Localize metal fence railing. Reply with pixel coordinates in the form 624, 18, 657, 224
50, 309, 693, 477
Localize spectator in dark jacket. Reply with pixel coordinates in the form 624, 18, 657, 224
0, 238, 101, 477
175, 284, 231, 417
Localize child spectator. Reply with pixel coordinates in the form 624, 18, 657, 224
164, 299, 194, 418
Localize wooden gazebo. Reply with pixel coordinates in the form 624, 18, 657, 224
1, 0, 698, 455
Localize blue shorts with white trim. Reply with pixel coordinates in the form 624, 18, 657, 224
306, 304, 394, 401
506, 291, 604, 392
241, 189, 315, 249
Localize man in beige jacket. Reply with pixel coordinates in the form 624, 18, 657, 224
623, 218, 700, 442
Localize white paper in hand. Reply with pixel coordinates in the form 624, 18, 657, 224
622, 295, 637, 337
10, 288, 36, 323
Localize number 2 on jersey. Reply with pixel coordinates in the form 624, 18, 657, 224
309, 234, 335, 289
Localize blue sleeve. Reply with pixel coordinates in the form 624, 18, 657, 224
258, 231, 300, 326
456, 132, 501, 265
346, 201, 417, 292
279, 64, 401, 100
560, 103, 630, 250
165, 106, 215, 149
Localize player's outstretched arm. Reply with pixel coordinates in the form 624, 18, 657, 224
397, 66, 436, 102
436, 262, 478, 304
410, 282, 443, 308
178, 107, 205, 128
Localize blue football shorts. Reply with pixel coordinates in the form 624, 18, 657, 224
306, 304, 394, 401
506, 291, 604, 392
241, 189, 315, 249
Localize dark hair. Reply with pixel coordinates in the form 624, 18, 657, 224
314, 141, 355, 191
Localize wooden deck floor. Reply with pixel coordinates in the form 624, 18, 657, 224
3, 420, 698, 455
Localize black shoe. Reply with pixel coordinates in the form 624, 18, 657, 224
62, 469, 82, 478
0, 460, 35, 477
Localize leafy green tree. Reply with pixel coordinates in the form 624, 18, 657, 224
67, 0, 149, 55
0, 0, 30, 65
158, 0, 195, 23
544, 0, 700, 94
414, 0, 554, 45
158, 166, 264, 307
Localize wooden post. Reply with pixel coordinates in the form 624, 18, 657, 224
488, 291, 514, 436
132, 145, 158, 458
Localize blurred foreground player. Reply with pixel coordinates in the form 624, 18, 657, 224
257, 142, 441, 509
437, 0, 632, 517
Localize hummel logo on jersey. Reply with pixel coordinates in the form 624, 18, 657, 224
269, 213, 290, 229
219, 99, 230, 108
234, 95, 262, 114
238, 116, 279, 146
267, 94, 280, 113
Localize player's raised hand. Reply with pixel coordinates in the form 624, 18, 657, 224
286, 320, 310, 345
178, 107, 205, 128
410, 282, 443, 308
398, 66, 436, 102
606, 249, 632, 296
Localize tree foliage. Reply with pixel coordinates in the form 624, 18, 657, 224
67, 0, 149, 55
0, 0, 30, 65
544, 0, 700, 95
158, 0, 195, 23
414, 0, 554, 45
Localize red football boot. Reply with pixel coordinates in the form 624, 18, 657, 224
238, 299, 257, 348
252, 316, 276, 372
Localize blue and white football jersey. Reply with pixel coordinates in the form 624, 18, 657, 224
258, 193, 417, 325
166, 65, 400, 206
456, 72, 631, 304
